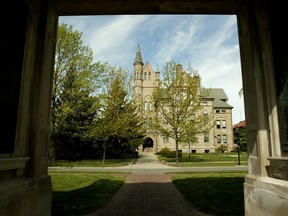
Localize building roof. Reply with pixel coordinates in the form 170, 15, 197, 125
133, 45, 143, 66
206, 88, 233, 109
233, 120, 246, 128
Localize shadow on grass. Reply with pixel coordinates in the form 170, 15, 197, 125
52, 178, 124, 216
172, 177, 245, 216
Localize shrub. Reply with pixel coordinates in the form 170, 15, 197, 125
157, 147, 182, 158
216, 144, 228, 153
158, 147, 171, 157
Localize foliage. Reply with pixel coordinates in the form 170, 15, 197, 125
157, 147, 182, 158
51, 23, 112, 161
216, 144, 228, 153
150, 61, 213, 163
233, 127, 247, 151
90, 69, 146, 163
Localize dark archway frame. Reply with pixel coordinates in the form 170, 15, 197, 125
2, 1, 287, 216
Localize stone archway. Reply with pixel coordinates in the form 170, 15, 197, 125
1, 1, 288, 216
143, 137, 154, 152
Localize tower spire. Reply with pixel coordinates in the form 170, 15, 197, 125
133, 43, 144, 66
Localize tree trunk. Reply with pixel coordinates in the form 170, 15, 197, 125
175, 139, 179, 164
102, 140, 107, 164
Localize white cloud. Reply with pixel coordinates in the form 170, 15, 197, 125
59, 15, 245, 124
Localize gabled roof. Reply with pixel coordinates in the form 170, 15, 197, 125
206, 88, 233, 109
143, 62, 154, 73
206, 88, 228, 100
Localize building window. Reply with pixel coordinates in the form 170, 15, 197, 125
203, 111, 208, 123
205, 150, 210, 153
223, 134, 227, 144
222, 120, 226, 129
216, 120, 221, 129
148, 72, 151, 80
144, 72, 147, 80
221, 109, 226, 113
204, 133, 209, 142
203, 101, 208, 105
144, 101, 148, 111
216, 110, 220, 113
144, 101, 152, 111
217, 135, 221, 143
192, 150, 196, 153
163, 136, 169, 143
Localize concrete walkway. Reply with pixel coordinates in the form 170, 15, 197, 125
85, 152, 214, 216
49, 152, 247, 174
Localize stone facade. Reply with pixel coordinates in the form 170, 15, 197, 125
133, 47, 234, 153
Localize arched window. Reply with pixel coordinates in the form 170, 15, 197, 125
144, 72, 147, 80
148, 72, 151, 80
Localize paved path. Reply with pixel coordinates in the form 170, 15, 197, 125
84, 152, 214, 216
50, 153, 247, 216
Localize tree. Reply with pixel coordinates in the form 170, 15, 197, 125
150, 61, 213, 163
234, 126, 247, 151
51, 23, 107, 161
92, 69, 145, 163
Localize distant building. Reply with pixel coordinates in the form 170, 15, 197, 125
133, 46, 234, 153
233, 120, 247, 151
233, 120, 246, 129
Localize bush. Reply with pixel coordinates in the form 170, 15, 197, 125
158, 147, 171, 157
158, 147, 182, 158
216, 144, 228, 153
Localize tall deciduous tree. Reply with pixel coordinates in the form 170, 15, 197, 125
92, 69, 145, 164
51, 23, 107, 161
151, 61, 213, 163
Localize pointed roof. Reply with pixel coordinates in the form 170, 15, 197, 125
133, 44, 143, 66
143, 61, 154, 72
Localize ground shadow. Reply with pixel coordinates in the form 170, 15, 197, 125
52, 178, 124, 216
172, 177, 245, 216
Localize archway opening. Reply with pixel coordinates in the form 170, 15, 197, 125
143, 137, 154, 152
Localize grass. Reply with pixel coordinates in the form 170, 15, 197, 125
49, 152, 248, 167
50, 170, 247, 216
158, 152, 248, 166
171, 171, 247, 216
50, 171, 126, 216
168, 161, 248, 167
49, 153, 248, 215
48, 159, 131, 167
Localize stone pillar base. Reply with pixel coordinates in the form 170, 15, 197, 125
244, 174, 288, 216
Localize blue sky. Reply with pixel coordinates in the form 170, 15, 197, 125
59, 15, 245, 124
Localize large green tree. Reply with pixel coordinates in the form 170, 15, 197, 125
92, 69, 145, 164
51, 23, 107, 161
151, 61, 213, 163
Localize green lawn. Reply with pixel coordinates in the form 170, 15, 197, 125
48, 159, 131, 167
49, 152, 248, 168
171, 171, 247, 216
50, 172, 126, 216
158, 152, 248, 166
49, 153, 248, 215
50, 171, 247, 216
